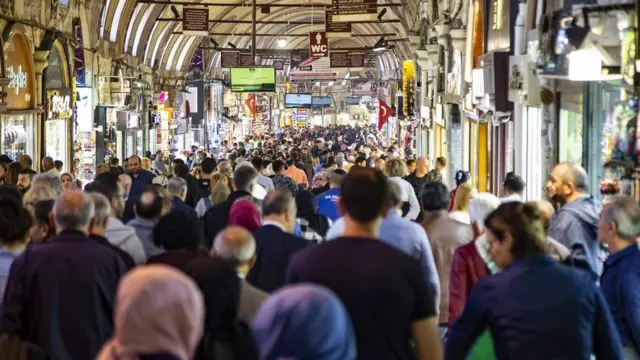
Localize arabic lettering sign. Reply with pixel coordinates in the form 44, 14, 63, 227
5, 31, 35, 110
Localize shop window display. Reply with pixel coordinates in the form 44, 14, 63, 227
559, 109, 583, 165
45, 119, 67, 170
1, 115, 33, 161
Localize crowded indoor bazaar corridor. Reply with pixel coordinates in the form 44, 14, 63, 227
0, 0, 639, 358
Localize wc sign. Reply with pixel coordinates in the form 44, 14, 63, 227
309, 31, 329, 57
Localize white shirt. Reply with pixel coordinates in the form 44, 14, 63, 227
388, 177, 421, 220
449, 211, 471, 225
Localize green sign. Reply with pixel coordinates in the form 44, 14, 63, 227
230, 67, 276, 92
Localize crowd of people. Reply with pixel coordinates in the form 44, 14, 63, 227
0, 124, 638, 360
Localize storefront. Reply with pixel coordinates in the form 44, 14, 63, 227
73, 87, 95, 185
1, 29, 37, 162
43, 40, 72, 172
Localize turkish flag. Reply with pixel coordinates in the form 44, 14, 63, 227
245, 94, 257, 117
378, 99, 391, 131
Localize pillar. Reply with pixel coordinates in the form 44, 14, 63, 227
33, 50, 49, 172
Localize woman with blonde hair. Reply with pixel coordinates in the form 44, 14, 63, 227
449, 183, 476, 224
97, 265, 205, 360
23, 185, 58, 214
385, 158, 421, 220
194, 173, 231, 217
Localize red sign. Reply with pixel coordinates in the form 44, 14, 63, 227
245, 94, 256, 117
378, 99, 391, 131
309, 32, 328, 57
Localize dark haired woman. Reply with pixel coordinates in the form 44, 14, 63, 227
445, 202, 623, 360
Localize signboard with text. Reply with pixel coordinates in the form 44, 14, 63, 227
309, 32, 329, 57
183, 8, 209, 36
47, 89, 73, 119
331, 0, 377, 22
221, 50, 239, 68
325, 10, 351, 37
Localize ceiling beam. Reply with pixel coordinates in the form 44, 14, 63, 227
198, 45, 393, 53
175, 32, 397, 36
156, 18, 401, 24
137, 0, 403, 7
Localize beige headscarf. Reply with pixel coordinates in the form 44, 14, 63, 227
97, 265, 205, 360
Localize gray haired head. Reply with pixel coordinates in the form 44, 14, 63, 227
167, 177, 187, 196
601, 196, 640, 242
86, 192, 111, 226
54, 192, 95, 232
468, 192, 501, 229
213, 226, 256, 266
32, 173, 62, 195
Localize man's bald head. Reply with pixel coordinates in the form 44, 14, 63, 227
553, 162, 589, 193
54, 192, 94, 234
134, 186, 165, 220
416, 156, 429, 174
213, 226, 256, 267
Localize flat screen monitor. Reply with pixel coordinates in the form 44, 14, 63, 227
345, 96, 361, 105
311, 96, 332, 107
285, 93, 312, 108
230, 67, 276, 92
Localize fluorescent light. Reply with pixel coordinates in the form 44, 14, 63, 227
328, 81, 334, 86
277, 38, 287, 48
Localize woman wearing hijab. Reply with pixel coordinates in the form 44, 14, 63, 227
229, 200, 261, 233
97, 265, 205, 360
295, 190, 331, 243
184, 257, 258, 360
252, 284, 356, 360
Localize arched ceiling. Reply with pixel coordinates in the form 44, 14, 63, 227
99, 0, 421, 76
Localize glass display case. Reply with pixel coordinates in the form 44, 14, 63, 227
1, 114, 34, 161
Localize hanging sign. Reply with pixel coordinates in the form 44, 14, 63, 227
183, 8, 209, 36
402, 60, 416, 118
348, 53, 365, 67
273, 60, 285, 71
47, 89, 72, 119
331, 0, 377, 22
325, 10, 351, 37
309, 32, 329, 57
221, 50, 240, 68
329, 52, 348, 68
239, 53, 254, 66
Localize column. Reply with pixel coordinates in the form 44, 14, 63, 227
33, 50, 49, 172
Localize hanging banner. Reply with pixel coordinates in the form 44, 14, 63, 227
331, 0, 377, 22
73, 17, 86, 87
402, 60, 416, 118
325, 10, 351, 38
183, 8, 209, 36
621, 27, 637, 87
190, 48, 203, 73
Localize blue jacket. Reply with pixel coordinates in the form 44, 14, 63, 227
446, 255, 623, 360
549, 196, 603, 275
601, 245, 640, 353
316, 188, 340, 221
128, 170, 155, 204
171, 196, 197, 221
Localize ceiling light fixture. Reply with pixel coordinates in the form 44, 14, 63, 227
277, 38, 288, 48
377, 8, 387, 20
170, 5, 180, 19
227, 42, 237, 49
373, 37, 387, 52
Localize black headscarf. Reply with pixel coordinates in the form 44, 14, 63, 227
184, 257, 258, 360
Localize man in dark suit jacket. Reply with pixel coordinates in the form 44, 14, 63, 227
167, 177, 197, 221
0, 192, 129, 360
247, 189, 309, 293
200, 165, 258, 249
